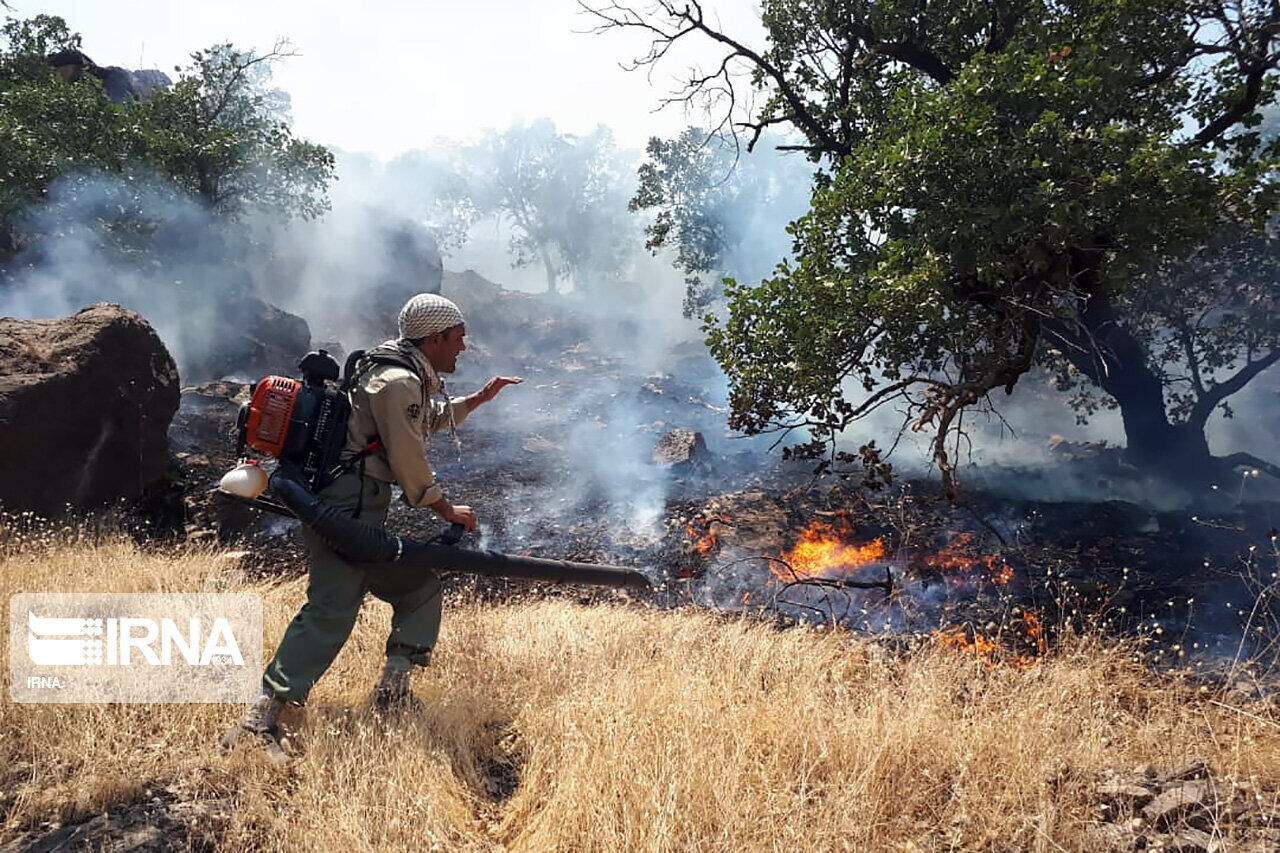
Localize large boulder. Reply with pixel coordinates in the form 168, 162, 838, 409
46, 49, 172, 103
341, 219, 445, 343
0, 304, 180, 516
441, 269, 592, 361
181, 296, 311, 382
652, 428, 712, 469
379, 219, 444, 296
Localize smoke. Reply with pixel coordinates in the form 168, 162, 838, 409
0, 171, 254, 374
0, 127, 799, 549
4, 122, 1277, 525
828, 365, 1280, 510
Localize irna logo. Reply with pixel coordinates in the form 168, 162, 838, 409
27, 612, 244, 667
10, 593, 262, 703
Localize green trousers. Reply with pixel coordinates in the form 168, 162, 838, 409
262, 471, 442, 704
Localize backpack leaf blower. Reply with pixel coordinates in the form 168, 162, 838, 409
215, 350, 652, 591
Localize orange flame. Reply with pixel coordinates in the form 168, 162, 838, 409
1021, 611, 1047, 656
919, 532, 1012, 586
932, 612, 1047, 669
933, 627, 997, 659
686, 518, 720, 557
773, 521, 888, 580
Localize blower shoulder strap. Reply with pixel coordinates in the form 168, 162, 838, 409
337, 345, 430, 519
340, 347, 425, 393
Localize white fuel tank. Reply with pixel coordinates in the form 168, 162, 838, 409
219, 462, 269, 500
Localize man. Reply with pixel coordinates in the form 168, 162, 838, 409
224, 293, 521, 763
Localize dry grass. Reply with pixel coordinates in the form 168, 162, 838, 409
2, 533, 1280, 852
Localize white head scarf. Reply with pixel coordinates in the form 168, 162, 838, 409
398, 293, 465, 340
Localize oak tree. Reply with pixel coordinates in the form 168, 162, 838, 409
589, 0, 1280, 494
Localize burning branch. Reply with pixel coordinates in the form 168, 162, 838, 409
774, 574, 893, 594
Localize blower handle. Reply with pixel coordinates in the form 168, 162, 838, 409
437, 523, 467, 546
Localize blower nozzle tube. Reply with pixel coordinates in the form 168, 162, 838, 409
268, 470, 651, 590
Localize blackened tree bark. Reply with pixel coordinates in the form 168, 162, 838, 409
541, 245, 559, 294
1044, 247, 1276, 488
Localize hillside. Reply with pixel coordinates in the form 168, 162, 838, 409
3, 535, 1279, 852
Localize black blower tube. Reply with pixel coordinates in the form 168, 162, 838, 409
269, 470, 651, 590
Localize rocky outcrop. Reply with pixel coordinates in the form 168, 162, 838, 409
47, 49, 172, 103
123, 68, 172, 99
0, 304, 180, 516
441, 269, 591, 362
380, 219, 444, 296
182, 296, 310, 382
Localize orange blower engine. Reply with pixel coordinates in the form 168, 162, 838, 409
233, 349, 365, 495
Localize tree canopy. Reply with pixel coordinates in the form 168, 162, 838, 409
591, 0, 1280, 494
133, 42, 333, 221
0, 15, 334, 259
442, 119, 636, 294
630, 126, 813, 317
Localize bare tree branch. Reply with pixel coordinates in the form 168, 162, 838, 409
203, 39, 296, 127
1179, 326, 1208, 396
1190, 348, 1280, 427
580, 0, 859, 157
1189, 4, 1280, 145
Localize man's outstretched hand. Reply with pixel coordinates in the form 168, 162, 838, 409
467, 376, 524, 410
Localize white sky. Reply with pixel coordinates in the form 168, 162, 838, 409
18, 0, 766, 158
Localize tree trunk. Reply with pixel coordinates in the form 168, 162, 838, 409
1045, 251, 1217, 487
541, 246, 558, 294
1056, 330, 1218, 483
0, 221, 15, 263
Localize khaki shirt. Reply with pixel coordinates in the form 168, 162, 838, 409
341, 346, 470, 507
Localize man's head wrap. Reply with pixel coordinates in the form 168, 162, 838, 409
398, 293, 465, 341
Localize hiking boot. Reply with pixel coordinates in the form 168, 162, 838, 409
222, 690, 290, 766
371, 655, 418, 711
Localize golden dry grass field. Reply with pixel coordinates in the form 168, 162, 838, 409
2, 534, 1279, 852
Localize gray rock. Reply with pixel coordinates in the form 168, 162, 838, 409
1096, 780, 1157, 808
1158, 759, 1211, 786
183, 296, 310, 382
1230, 841, 1280, 853
1151, 828, 1221, 853
653, 429, 711, 467
2, 791, 228, 853
0, 304, 179, 516
314, 341, 347, 367
1143, 779, 1217, 830
127, 68, 172, 99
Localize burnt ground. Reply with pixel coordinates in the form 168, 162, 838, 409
9, 294, 1280, 853
162, 289, 1280, 680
